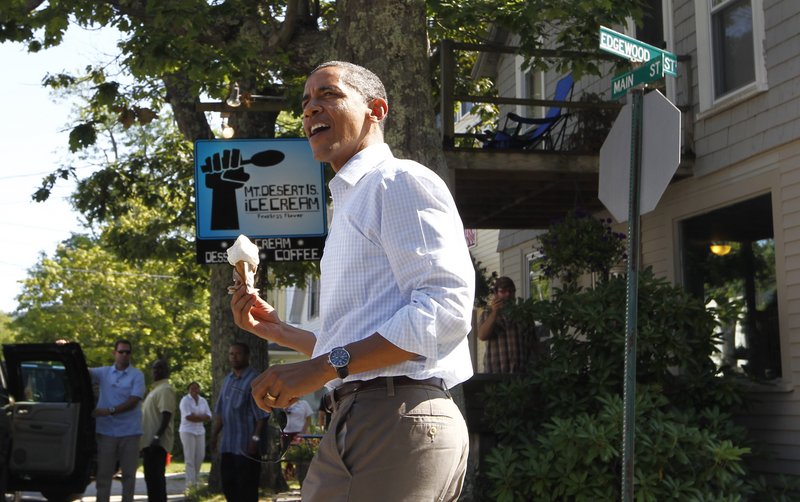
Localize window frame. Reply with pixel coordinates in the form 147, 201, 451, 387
514, 55, 545, 120
694, 0, 768, 116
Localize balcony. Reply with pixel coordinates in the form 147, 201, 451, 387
438, 40, 693, 229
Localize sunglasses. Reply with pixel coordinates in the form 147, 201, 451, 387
116, 350, 132, 355
240, 409, 293, 464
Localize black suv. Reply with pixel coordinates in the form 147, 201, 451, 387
0, 343, 96, 501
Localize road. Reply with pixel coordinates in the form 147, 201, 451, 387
10, 471, 302, 501
11, 472, 189, 501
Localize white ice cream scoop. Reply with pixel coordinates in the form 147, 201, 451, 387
226, 234, 260, 293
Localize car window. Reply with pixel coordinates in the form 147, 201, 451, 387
20, 361, 70, 403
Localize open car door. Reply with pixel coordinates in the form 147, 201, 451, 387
2, 342, 96, 501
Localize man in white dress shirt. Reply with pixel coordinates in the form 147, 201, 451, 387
230, 60, 475, 501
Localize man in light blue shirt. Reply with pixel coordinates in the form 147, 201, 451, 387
231, 61, 475, 501
89, 339, 145, 502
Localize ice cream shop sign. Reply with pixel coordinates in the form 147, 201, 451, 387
193, 138, 327, 264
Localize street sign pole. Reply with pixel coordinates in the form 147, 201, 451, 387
621, 87, 644, 502
598, 26, 680, 502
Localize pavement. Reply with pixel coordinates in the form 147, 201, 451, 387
12, 471, 302, 501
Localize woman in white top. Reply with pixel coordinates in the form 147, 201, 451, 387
178, 381, 212, 490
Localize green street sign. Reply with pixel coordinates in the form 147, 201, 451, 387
599, 26, 677, 77
611, 55, 667, 100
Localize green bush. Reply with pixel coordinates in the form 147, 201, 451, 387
478, 211, 796, 500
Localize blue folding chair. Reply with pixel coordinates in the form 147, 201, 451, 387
483, 73, 574, 150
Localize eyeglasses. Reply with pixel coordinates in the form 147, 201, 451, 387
116, 350, 132, 355
240, 409, 293, 464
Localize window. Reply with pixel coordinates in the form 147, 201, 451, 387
527, 251, 550, 301
21, 361, 69, 402
454, 102, 475, 123
711, 0, 756, 97
287, 286, 304, 324
515, 56, 545, 119
307, 277, 320, 319
680, 194, 780, 380
636, 0, 665, 49
695, 0, 767, 112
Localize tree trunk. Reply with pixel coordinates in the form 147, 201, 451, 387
333, 0, 450, 183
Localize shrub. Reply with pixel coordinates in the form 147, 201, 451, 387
476, 212, 794, 500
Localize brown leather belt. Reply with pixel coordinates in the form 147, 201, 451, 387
323, 376, 446, 413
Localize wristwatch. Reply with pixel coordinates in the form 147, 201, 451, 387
251, 435, 260, 442
327, 346, 351, 379
108, 406, 116, 415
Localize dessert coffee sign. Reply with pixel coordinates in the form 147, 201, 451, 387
194, 138, 327, 264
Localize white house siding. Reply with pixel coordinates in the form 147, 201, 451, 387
640, 0, 800, 476
640, 137, 800, 475
469, 229, 501, 278
466, 229, 500, 372
682, 0, 800, 177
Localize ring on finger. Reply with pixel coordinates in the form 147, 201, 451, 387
266, 392, 278, 401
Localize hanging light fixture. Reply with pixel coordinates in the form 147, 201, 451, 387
710, 242, 732, 256
220, 112, 235, 139
226, 82, 241, 107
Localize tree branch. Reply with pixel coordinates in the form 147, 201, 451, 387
162, 73, 213, 141
269, 0, 300, 48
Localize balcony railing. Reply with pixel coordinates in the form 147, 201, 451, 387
437, 39, 625, 151
437, 39, 693, 156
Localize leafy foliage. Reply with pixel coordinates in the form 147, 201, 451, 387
476, 214, 794, 500
12, 234, 209, 375
537, 208, 626, 284
0, 312, 18, 343
472, 254, 498, 308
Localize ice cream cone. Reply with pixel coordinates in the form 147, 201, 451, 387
226, 234, 260, 294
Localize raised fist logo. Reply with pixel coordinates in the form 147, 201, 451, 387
201, 148, 285, 230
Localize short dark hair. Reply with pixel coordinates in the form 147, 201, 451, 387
114, 339, 132, 351
230, 341, 250, 356
152, 358, 169, 374
311, 61, 388, 106
494, 276, 516, 292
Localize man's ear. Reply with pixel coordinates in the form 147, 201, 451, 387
369, 98, 388, 123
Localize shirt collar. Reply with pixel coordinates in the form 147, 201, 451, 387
230, 366, 252, 380
333, 143, 392, 188
152, 378, 169, 388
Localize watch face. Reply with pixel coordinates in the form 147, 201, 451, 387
329, 347, 350, 367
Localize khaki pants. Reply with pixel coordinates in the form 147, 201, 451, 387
95, 433, 141, 502
302, 382, 469, 501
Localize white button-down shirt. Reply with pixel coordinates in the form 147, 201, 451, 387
314, 143, 475, 389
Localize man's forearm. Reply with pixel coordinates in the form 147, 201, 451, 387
155, 411, 171, 437
113, 395, 142, 414
344, 333, 418, 375
269, 322, 317, 356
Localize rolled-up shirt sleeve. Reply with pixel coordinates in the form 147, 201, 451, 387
375, 171, 474, 364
